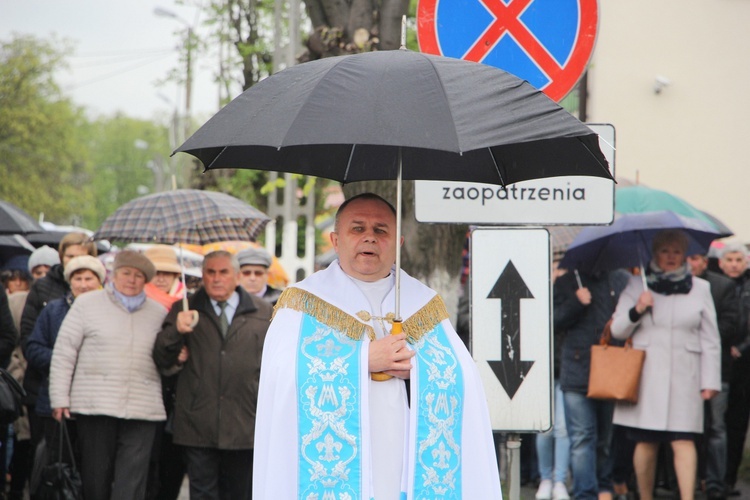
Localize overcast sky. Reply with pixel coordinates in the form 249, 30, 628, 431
1, 0, 222, 121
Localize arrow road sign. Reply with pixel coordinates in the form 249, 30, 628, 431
486, 260, 535, 399
471, 227, 551, 432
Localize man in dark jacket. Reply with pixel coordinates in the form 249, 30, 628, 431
688, 253, 739, 499
716, 243, 750, 496
554, 268, 629, 500
153, 251, 272, 500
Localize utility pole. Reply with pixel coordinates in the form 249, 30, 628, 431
154, 6, 195, 188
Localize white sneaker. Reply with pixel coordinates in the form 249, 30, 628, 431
536, 479, 553, 500
552, 481, 570, 500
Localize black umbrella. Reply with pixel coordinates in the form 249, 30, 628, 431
176, 48, 612, 319
0, 201, 44, 235
0, 235, 35, 266
26, 228, 110, 254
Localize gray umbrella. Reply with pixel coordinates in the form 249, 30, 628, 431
176, 48, 613, 320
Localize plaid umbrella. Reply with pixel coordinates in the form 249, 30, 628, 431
93, 189, 270, 244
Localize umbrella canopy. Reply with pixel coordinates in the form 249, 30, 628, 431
176, 49, 611, 185
547, 225, 585, 259
0, 201, 44, 236
0, 235, 35, 265
26, 224, 110, 253
559, 211, 722, 275
615, 186, 732, 237
93, 189, 271, 245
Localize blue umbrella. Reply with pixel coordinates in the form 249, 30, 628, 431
559, 211, 722, 276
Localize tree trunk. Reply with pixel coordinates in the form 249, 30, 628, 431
343, 180, 467, 322
300, 0, 407, 60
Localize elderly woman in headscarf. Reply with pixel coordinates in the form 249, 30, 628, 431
610, 229, 721, 500
49, 250, 167, 500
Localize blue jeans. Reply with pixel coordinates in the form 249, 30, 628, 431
704, 382, 729, 493
563, 391, 615, 500
536, 381, 570, 483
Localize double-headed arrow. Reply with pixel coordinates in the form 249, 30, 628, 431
486, 260, 535, 399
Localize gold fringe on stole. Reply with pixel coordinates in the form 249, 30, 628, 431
273, 288, 376, 341
273, 288, 450, 344
401, 294, 450, 344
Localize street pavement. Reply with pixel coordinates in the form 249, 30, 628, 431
517, 479, 750, 499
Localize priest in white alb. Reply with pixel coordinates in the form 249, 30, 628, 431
253, 193, 502, 499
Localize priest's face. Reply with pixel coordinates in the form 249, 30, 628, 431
330, 197, 401, 282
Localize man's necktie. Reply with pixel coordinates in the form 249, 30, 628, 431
218, 301, 229, 337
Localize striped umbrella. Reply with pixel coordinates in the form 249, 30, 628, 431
93, 189, 270, 244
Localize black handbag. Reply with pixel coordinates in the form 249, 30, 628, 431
0, 367, 25, 424
35, 418, 82, 500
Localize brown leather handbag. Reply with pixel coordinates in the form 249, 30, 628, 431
587, 320, 646, 403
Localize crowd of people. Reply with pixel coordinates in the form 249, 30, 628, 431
0, 235, 284, 499
2, 198, 750, 499
515, 235, 748, 500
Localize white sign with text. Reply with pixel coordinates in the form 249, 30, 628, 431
415, 123, 615, 225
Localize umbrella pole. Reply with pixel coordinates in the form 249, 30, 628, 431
179, 243, 189, 312
179, 242, 200, 327
372, 150, 403, 383
395, 148, 402, 321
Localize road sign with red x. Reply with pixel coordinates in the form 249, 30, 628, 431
417, 0, 598, 102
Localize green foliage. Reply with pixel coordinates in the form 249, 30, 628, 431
83, 114, 172, 228
0, 33, 177, 230
0, 35, 94, 226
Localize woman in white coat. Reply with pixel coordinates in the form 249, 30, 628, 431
610, 229, 721, 500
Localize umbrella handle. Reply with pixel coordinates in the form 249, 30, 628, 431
370, 320, 403, 381
177, 244, 200, 327
574, 269, 583, 289
182, 306, 199, 328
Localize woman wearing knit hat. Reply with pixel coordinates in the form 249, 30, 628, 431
47, 250, 168, 500
25, 255, 106, 479
27, 245, 60, 281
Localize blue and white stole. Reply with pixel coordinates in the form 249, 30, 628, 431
277, 288, 465, 500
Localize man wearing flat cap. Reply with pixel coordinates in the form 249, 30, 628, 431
236, 247, 282, 305
153, 250, 272, 499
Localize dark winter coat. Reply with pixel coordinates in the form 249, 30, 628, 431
20, 263, 68, 404
153, 286, 272, 450
0, 288, 18, 368
698, 270, 739, 381
554, 269, 629, 394
25, 294, 72, 416
262, 285, 283, 306
730, 270, 750, 356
